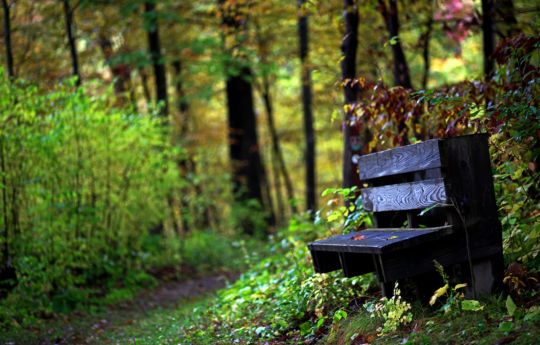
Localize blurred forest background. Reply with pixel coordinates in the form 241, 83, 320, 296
0, 0, 538, 342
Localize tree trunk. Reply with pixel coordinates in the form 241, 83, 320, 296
219, 0, 267, 234
139, 66, 152, 105
62, 0, 80, 86
144, 1, 168, 117
379, 0, 411, 144
225, 68, 264, 202
2, 0, 14, 78
172, 59, 192, 233
259, 153, 276, 227
482, 0, 496, 80
172, 60, 189, 134
341, 0, 359, 192
253, 21, 297, 219
421, 2, 433, 89
260, 77, 296, 223
379, 0, 412, 89
298, 0, 316, 213
495, 0, 520, 39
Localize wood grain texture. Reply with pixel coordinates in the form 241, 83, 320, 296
357, 139, 441, 180
362, 178, 448, 212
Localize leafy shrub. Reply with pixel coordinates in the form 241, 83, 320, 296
181, 215, 375, 344
0, 71, 182, 323
364, 283, 412, 335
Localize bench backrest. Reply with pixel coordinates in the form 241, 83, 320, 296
355, 134, 500, 235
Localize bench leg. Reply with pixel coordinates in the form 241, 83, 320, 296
470, 253, 504, 297
381, 281, 395, 297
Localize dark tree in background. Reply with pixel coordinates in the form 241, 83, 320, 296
62, 0, 81, 86
253, 22, 297, 222
378, 0, 411, 144
298, 0, 316, 213
378, 0, 412, 89
482, 0, 496, 80
495, 0, 520, 39
341, 0, 359, 192
2, 0, 14, 78
219, 0, 268, 233
421, 1, 434, 89
144, 1, 168, 116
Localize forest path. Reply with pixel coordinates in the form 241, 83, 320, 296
4, 274, 235, 345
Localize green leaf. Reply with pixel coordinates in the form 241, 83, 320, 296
461, 299, 484, 311
498, 321, 514, 332
419, 203, 439, 216
506, 295, 517, 316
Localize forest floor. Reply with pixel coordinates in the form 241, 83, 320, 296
1, 273, 236, 345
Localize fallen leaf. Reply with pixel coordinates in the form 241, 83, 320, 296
365, 334, 376, 342
351, 234, 366, 240
386, 236, 398, 240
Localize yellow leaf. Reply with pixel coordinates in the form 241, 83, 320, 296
429, 294, 437, 306
386, 236, 398, 240
435, 284, 449, 297
454, 283, 468, 290
430, 284, 448, 305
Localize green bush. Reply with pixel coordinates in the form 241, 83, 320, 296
0, 71, 182, 323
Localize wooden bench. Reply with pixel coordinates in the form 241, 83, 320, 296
308, 134, 504, 297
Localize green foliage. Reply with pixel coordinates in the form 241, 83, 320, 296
0, 71, 182, 324
180, 214, 375, 344
364, 283, 413, 335
429, 260, 482, 315
229, 198, 269, 238
315, 187, 372, 236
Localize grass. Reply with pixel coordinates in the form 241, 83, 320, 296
0, 289, 218, 345
320, 294, 540, 345
93, 294, 215, 345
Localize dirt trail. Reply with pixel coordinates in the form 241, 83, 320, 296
4, 274, 235, 345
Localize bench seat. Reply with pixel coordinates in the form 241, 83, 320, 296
308, 225, 453, 255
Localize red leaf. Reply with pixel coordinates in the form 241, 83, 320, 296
351, 234, 366, 240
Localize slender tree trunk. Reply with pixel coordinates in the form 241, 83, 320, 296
259, 154, 276, 227
495, 0, 520, 39
139, 66, 152, 105
379, 0, 412, 89
2, 0, 14, 78
253, 19, 297, 221
421, 2, 433, 89
0, 140, 9, 263
219, 0, 267, 234
482, 0, 496, 80
172, 60, 189, 134
298, 0, 316, 213
261, 78, 291, 223
341, 0, 359, 192
172, 59, 192, 232
62, 0, 81, 86
144, 1, 168, 117
379, 0, 411, 144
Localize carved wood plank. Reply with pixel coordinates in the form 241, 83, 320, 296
362, 178, 448, 212
357, 139, 441, 180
